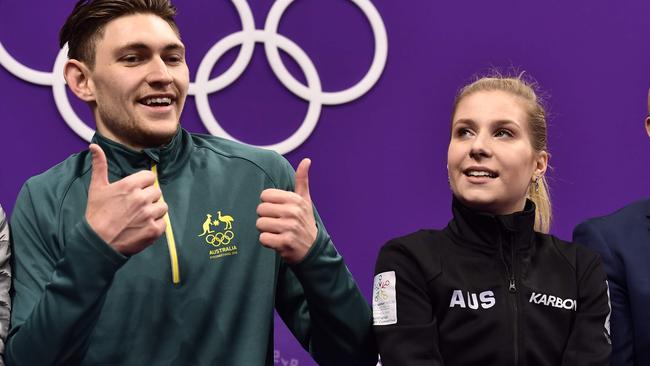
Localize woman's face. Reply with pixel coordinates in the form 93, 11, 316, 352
447, 90, 547, 215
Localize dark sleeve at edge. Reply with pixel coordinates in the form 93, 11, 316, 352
573, 221, 631, 366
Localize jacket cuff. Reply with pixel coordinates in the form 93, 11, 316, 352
70, 218, 128, 272
291, 222, 330, 270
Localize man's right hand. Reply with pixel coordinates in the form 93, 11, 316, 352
85, 144, 167, 255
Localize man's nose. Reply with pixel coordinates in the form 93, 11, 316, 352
145, 57, 173, 86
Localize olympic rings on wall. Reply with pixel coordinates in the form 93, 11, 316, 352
0, 0, 388, 154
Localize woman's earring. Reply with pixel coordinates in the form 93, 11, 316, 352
534, 177, 540, 193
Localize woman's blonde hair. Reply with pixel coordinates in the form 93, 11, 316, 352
452, 74, 552, 233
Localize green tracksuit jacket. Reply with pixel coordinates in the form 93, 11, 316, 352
7, 129, 376, 366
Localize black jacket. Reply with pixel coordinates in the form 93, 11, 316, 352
373, 198, 611, 366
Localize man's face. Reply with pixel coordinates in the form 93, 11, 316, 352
87, 13, 189, 149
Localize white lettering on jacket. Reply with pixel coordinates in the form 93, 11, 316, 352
529, 292, 577, 311
449, 290, 495, 309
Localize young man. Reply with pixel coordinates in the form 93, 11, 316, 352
0, 205, 9, 366
7, 1, 376, 365
573, 90, 650, 366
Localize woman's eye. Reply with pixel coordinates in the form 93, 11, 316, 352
456, 128, 473, 138
494, 129, 513, 138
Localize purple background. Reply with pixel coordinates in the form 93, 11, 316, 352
2, 1, 650, 364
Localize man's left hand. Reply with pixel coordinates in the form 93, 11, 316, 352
256, 158, 317, 264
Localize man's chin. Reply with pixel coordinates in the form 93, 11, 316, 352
124, 124, 179, 149
139, 129, 178, 148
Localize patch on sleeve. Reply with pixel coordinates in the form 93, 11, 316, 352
373, 271, 397, 325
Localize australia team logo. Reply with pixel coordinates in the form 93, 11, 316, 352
198, 210, 239, 260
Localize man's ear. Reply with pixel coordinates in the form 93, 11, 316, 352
63, 59, 95, 102
645, 116, 650, 138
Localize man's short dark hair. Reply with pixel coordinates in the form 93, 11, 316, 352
59, 0, 179, 68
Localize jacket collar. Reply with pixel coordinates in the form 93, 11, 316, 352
447, 196, 536, 252
91, 127, 192, 182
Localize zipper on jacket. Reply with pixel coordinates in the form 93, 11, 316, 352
498, 230, 519, 365
509, 240, 517, 293
509, 235, 519, 365
498, 233, 515, 293
151, 164, 181, 285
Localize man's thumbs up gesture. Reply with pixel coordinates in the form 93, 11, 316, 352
85, 144, 167, 256
256, 158, 318, 264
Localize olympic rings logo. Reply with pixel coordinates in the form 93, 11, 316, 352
0, 0, 388, 154
205, 230, 235, 247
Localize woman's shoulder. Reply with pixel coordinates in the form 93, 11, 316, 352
376, 229, 448, 279
533, 232, 602, 270
381, 229, 447, 252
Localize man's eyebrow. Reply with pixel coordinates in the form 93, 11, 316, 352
162, 43, 185, 53
116, 42, 186, 53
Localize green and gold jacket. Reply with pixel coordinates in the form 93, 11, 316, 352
7, 128, 376, 366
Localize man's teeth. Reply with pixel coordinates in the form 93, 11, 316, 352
467, 171, 496, 178
143, 97, 172, 106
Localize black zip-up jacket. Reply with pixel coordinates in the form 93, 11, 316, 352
373, 198, 611, 365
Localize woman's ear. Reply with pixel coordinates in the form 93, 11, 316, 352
533, 150, 549, 179
63, 59, 95, 102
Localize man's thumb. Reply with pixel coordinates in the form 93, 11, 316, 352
89, 144, 109, 188
294, 158, 311, 200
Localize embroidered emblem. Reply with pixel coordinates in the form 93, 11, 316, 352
373, 271, 397, 325
198, 211, 238, 260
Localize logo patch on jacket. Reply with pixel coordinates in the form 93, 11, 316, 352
529, 292, 577, 311
373, 271, 397, 325
197, 211, 239, 260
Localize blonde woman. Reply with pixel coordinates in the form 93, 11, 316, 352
373, 75, 611, 365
